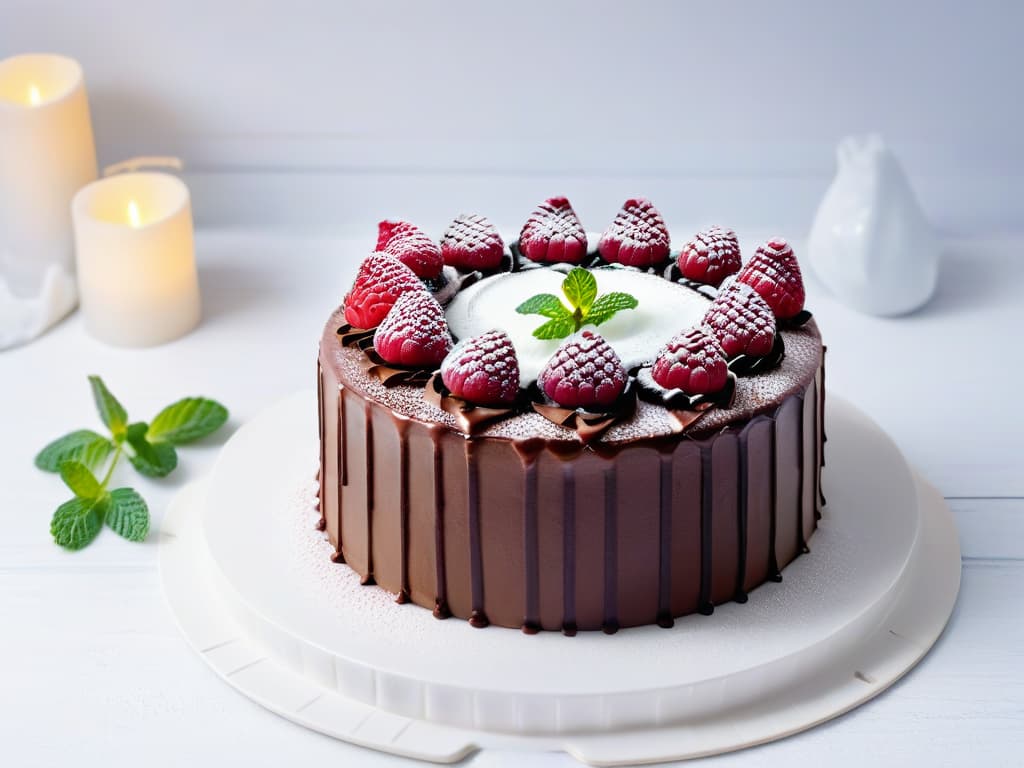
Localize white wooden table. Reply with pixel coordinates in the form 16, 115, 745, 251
1, 232, 1021, 767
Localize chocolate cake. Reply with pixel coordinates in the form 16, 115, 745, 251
317, 198, 824, 634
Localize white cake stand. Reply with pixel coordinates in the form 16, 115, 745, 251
159, 391, 960, 765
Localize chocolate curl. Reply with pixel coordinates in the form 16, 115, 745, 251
338, 324, 438, 388
778, 309, 813, 329
529, 381, 638, 444
336, 324, 376, 348
728, 333, 786, 377
423, 373, 518, 435
636, 371, 737, 434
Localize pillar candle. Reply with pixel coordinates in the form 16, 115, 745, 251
0, 53, 97, 295
72, 172, 201, 347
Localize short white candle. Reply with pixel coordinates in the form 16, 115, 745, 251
0, 53, 97, 294
72, 172, 201, 347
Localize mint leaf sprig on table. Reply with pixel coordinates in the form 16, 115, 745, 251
35, 376, 229, 550
515, 267, 638, 340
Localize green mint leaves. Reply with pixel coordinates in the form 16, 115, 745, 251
36, 376, 229, 551
515, 267, 638, 340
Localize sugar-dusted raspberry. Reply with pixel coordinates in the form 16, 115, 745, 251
677, 226, 742, 286
376, 220, 443, 279
597, 198, 671, 268
440, 214, 505, 271
440, 330, 520, 406
651, 326, 729, 395
538, 331, 628, 410
518, 196, 588, 264
702, 280, 776, 358
343, 253, 426, 329
373, 290, 453, 367
736, 237, 805, 319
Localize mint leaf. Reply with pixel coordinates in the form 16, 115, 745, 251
515, 293, 572, 320
35, 430, 113, 472
585, 292, 639, 326
106, 488, 149, 542
147, 397, 229, 445
562, 268, 598, 314
59, 460, 103, 499
126, 422, 178, 477
88, 375, 128, 439
51, 496, 107, 550
532, 316, 577, 340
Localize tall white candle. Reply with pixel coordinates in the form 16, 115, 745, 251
72, 172, 201, 347
0, 53, 97, 295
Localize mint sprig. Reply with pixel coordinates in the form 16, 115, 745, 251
515, 267, 638, 340
36, 376, 230, 550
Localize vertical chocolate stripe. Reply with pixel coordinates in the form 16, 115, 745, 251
817, 360, 826, 510
768, 417, 782, 582
797, 395, 809, 554
431, 430, 450, 619
396, 426, 410, 604
316, 361, 326, 532
657, 452, 674, 627
602, 466, 619, 634
522, 458, 540, 634
735, 427, 749, 603
562, 466, 577, 636
361, 401, 375, 585
339, 389, 348, 487
466, 442, 488, 628
698, 444, 714, 615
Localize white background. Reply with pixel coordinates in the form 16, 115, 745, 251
2, 2, 1023, 767
2, 0, 1022, 235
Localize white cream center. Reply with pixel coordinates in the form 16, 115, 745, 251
445, 268, 710, 383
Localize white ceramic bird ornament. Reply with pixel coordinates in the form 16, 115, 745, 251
808, 134, 939, 316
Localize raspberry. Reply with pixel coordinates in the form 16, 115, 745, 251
376, 220, 443, 279
518, 196, 588, 264
440, 214, 505, 271
597, 197, 671, 267
440, 330, 520, 405
651, 327, 729, 395
702, 281, 776, 358
736, 237, 805, 319
343, 253, 426, 330
538, 331, 628, 410
677, 226, 742, 286
373, 290, 453, 367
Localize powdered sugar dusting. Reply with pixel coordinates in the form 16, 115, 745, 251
286, 475, 431, 642
323, 303, 822, 444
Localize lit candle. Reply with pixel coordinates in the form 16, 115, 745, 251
0, 54, 97, 294
72, 172, 201, 347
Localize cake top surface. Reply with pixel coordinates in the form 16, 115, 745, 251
322, 304, 821, 445
323, 199, 822, 446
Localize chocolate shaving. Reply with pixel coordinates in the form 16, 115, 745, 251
778, 309, 813, 329
361, 347, 436, 388
636, 370, 736, 433
529, 380, 638, 444
423, 373, 519, 434
663, 263, 720, 299
336, 324, 376, 348
728, 332, 786, 376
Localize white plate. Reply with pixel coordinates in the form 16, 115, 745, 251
160, 391, 960, 765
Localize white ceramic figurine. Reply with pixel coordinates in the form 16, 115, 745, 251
808, 134, 939, 316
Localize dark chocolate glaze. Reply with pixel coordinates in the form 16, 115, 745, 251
317, 361, 326, 532
735, 425, 750, 604
318, 306, 824, 632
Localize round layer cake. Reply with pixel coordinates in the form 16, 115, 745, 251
317, 201, 824, 633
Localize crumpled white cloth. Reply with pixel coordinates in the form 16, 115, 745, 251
0, 263, 77, 349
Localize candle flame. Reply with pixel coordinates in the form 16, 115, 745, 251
28, 84, 41, 106
127, 200, 142, 228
